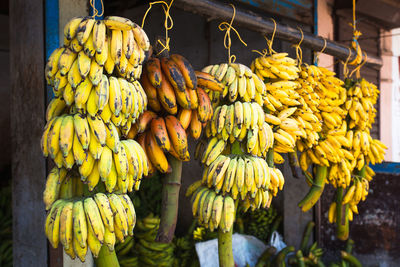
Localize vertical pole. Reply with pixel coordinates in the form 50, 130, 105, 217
10, 0, 47, 265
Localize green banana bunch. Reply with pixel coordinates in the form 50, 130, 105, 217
120, 214, 175, 267
242, 206, 277, 242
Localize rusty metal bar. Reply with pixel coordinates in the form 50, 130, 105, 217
174, 0, 383, 69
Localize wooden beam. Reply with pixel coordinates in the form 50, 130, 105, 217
174, 0, 383, 69
10, 0, 47, 266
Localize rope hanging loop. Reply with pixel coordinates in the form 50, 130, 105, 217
218, 4, 247, 64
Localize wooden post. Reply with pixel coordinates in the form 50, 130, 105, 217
10, 0, 47, 266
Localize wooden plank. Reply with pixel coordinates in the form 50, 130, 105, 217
174, 0, 382, 68
235, 0, 314, 25
10, 0, 47, 266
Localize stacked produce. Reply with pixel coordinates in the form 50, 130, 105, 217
240, 206, 278, 242
45, 189, 136, 261
187, 62, 284, 234
251, 47, 386, 240
128, 54, 213, 174
41, 16, 151, 262
134, 215, 175, 266
115, 236, 137, 266
251, 53, 306, 156
327, 78, 386, 238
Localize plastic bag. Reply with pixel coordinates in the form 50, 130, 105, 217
195, 233, 267, 267
269, 231, 286, 253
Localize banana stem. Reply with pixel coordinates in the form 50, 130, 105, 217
354, 165, 366, 177
218, 227, 234, 267
94, 245, 120, 267
335, 188, 349, 241
300, 221, 315, 252
288, 151, 302, 179
298, 166, 327, 212
255, 247, 277, 267
341, 251, 362, 267
156, 155, 182, 243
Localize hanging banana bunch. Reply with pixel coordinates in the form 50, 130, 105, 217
41, 15, 151, 262
251, 52, 308, 163
186, 59, 287, 234
126, 53, 214, 174
43, 168, 137, 260
327, 78, 386, 240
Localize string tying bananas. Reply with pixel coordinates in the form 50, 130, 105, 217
127, 53, 214, 174
44, 192, 136, 262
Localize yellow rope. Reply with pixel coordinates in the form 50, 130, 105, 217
142, 0, 174, 55
90, 0, 104, 18
342, 47, 352, 78
252, 18, 277, 57
218, 4, 247, 64
314, 37, 327, 65
293, 27, 304, 66
350, 51, 368, 78
266, 18, 277, 55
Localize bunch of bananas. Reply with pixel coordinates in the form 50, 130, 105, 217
251, 49, 386, 229
133, 214, 175, 266
45, 16, 150, 135
46, 16, 149, 88
243, 206, 277, 242
198, 101, 274, 158
115, 236, 138, 267
344, 79, 386, 170
327, 79, 386, 230
42, 15, 150, 261
186, 185, 235, 233
44, 192, 136, 262
252, 53, 315, 162
186, 61, 283, 233
295, 66, 352, 189
126, 53, 214, 173
41, 116, 149, 193
201, 63, 266, 105
200, 154, 283, 202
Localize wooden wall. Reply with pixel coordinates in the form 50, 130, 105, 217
10, 0, 47, 266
